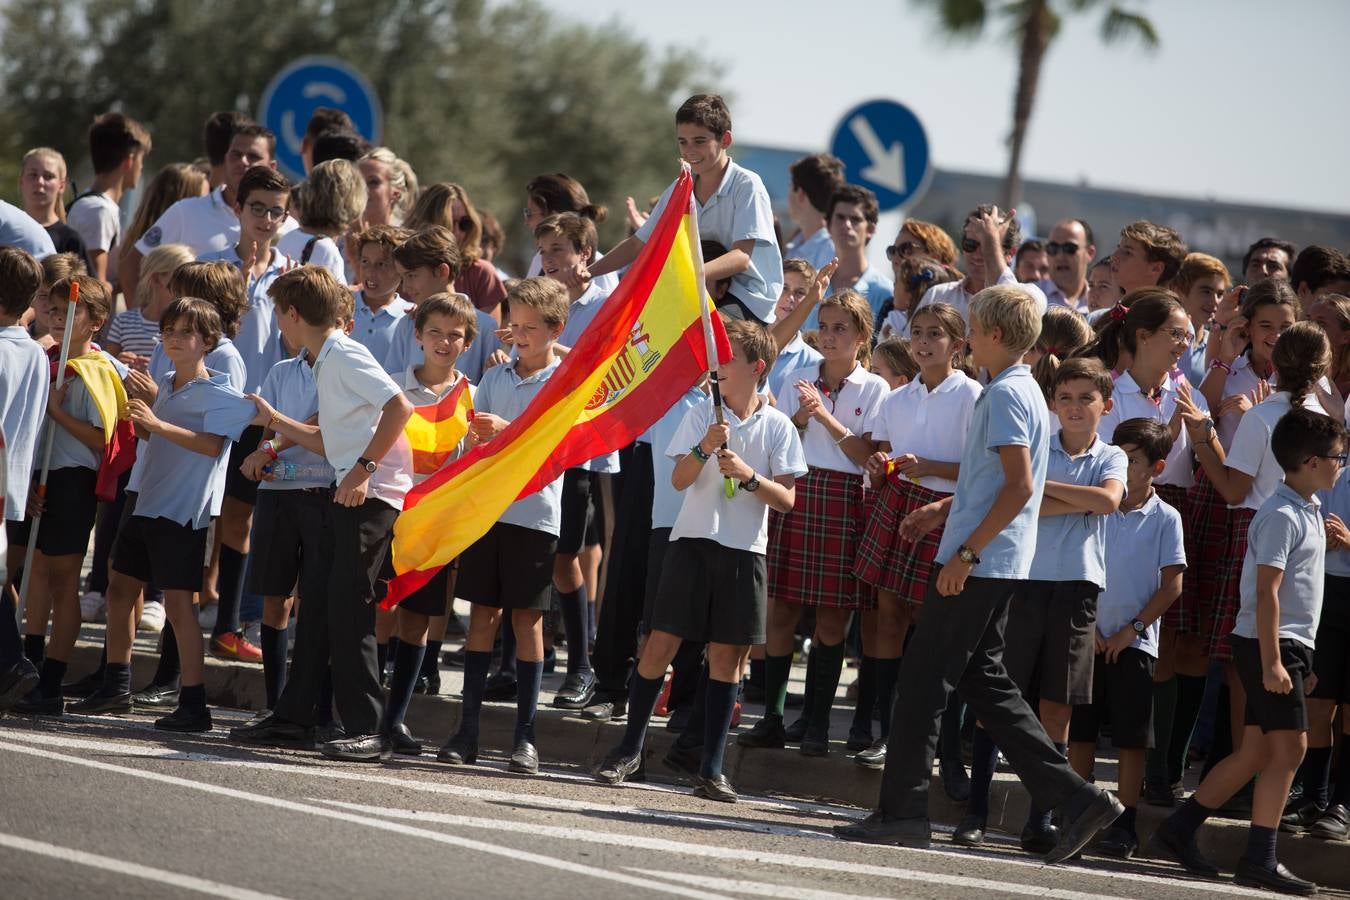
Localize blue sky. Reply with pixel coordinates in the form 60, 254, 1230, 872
539, 0, 1348, 214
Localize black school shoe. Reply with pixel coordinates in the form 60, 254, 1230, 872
553, 670, 597, 709
737, 714, 786, 749
60, 667, 104, 698
1143, 779, 1182, 807
1310, 803, 1349, 841
13, 689, 64, 716
784, 715, 809, 743
1234, 859, 1319, 896
66, 687, 133, 715
833, 810, 931, 849
483, 672, 517, 702
692, 774, 737, 803
0, 658, 40, 711
229, 713, 313, 747
1282, 802, 1327, 834
389, 723, 423, 756
155, 705, 212, 733
508, 740, 539, 774
1045, 784, 1124, 866
1020, 820, 1060, 855
846, 726, 873, 753
594, 748, 642, 785
662, 740, 701, 776
132, 682, 180, 709
951, 813, 986, 847
1093, 824, 1139, 859
854, 738, 886, 770
1146, 817, 1219, 877
436, 733, 478, 765
581, 699, 626, 722
321, 732, 393, 762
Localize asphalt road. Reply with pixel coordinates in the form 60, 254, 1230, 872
0, 708, 1330, 900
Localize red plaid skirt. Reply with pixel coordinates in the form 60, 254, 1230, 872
1209, 506, 1255, 662
767, 467, 869, 609
852, 476, 949, 607
1179, 472, 1232, 637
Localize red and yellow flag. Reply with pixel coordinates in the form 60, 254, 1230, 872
383, 168, 730, 607
405, 376, 472, 476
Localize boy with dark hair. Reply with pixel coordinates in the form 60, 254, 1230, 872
593, 318, 806, 801
1243, 237, 1296, 285
301, 107, 356, 173
1154, 407, 1346, 895
202, 111, 252, 186
1111, 221, 1187, 293
578, 94, 783, 325
352, 224, 413, 361
1290, 245, 1350, 312
68, 112, 151, 287
809, 184, 892, 329
231, 266, 414, 760
311, 130, 369, 167
1014, 239, 1050, 284
784, 153, 845, 271
1067, 417, 1185, 858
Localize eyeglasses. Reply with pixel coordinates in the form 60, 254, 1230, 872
1159, 327, 1190, 342
885, 241, 923, 261
960, 237, 980, 253
1317, 453, 1349, 467
1046, 242, 1081, 256
247, 202, 286, 222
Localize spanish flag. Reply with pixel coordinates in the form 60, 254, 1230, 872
383, 168, 731, 607
405, 376, 473, 476
52, 349, 135, 502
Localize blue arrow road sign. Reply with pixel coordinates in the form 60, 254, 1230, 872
829, 99, 931, 212
258, 56, 383, 179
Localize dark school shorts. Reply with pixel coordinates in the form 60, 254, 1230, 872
1311, 574, 1350, 703
1232, 634, 1314, 733
1069, 648, 1156, 749
1003, 579, 1099, 706
8, 467, 99, 557
457, 521, 557, 611
640, 527, 674, 634
224, 424, 265, 506
245, 488, 328, 597
648, 537, 767, 646
556, 467, 594, 555
398, 562, 454, 617
112, 514, 210, 592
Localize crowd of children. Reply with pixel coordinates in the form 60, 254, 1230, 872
2, 92, 1350, 895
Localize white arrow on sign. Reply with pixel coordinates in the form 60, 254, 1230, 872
849, 115, 906, 195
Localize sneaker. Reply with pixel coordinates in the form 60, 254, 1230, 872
138, 600, 166, 633
197, 603, 218, 631
209, 631, 263, 663
79, 591, 107, 623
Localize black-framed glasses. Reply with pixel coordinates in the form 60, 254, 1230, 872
886, 241, 923, 261
1046, 241, 1080, 256
1316, 453, 1349, 466
960, 237, 980, 253
247, 201, 286, 221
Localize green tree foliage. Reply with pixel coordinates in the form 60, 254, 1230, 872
0, 0, 719, 268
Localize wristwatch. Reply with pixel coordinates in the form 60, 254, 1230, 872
1131, 618, 1147, 634
740, 473, 761, 492
356, 456, 378, 474
1196, 417, 1216, 440
957, 545, 980, 565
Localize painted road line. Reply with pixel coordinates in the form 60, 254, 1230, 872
634, 868, 895, 900
0, 832, 287, 899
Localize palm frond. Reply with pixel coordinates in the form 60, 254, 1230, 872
912, 0, 991, 38
1100, 6, 1160, 48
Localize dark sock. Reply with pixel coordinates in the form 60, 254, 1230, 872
212, 545, 245, 637
1201, 684, 1232, 779
875, 657, 901, 738
968, 727, 1000, 820
0, 596, 22, 664
23, 634, 44, 666
618, 672, 665, 755
1170, 795, 1215, 840
559, 587, 591, 675
1335, 744, 1350, 806
260, 625, 288, 709
38, 657, 67, 698
1118, 804, 1138, 835
808, 640, 846, 737
675, 662, 709, 750
387, 635, 401, 664
1242, 824, 1278, 870
498, 621, 517, 679
153, 623, 180, 686
1301, 746, 1334, 809
383, 642, 425, 732
514, 658, 543, 744
668, 642, 702, 711
421, 640, 441, 680
316, 667, 334, 725
748, 657, 765, 691
699, 678, 739, 778
764, 653, 792, 718
940, 693, 965, 762
1146, 676, 1178, 786
377, 642, 389, 676
1169, 674, 1207, 785
797, 643, 819, 729
851, 655, 878, 736
106, 661, 131, 695
458, 650, 491, 743
179, 682, 206, 712
1027, 742, 1068, 828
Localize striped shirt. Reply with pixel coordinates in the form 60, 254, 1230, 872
105, 309, 160, 359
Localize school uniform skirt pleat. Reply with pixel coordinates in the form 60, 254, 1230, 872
767, 467, 867, 609
853, 476, 948, 607
1179, 472, 1231, 636
1209, 506, 1255, 662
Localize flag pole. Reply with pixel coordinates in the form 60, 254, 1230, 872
683, 164, 736, 498
17, 280, 80, 623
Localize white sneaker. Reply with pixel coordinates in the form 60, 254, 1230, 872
197, 603, 218, 631
138, 600, 165, 633
80, 591, 107, 623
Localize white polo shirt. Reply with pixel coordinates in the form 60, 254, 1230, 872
314, 331, 413, 510
135, 186, 297, 257
912, 266, 1048, 330
775, 362, 888, 475
276, 229, 347, 283
868, 370, 983, 494
1225, 390, 1326, 511
1098, 370, 1209, 489
1216, 354, 1269, 451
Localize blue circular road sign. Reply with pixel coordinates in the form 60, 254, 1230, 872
829, 99, 931, 212
258, 56, 383, 179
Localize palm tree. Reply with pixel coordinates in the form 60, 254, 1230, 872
914, 0, 1158, 208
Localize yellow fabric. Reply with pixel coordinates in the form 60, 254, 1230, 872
65, 352, 128, 442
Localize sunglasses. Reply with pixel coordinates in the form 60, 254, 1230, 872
1046, 242, 1081, 256
885, 241, 923, 261
960, 237, 980, 253
247, 202, 286, 222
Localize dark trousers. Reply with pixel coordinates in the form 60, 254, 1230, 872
274, 495, 394, 735
593, 443, 652, 701
879, 576, 1085, 818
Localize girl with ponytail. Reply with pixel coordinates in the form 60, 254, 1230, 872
1029, 306, 1093, 399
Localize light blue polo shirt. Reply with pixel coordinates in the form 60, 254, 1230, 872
936, 363, 1049, 579
0, 199, 57, 258
0, 325, 49, 519
199, 245, 290, 394
784, 227, 835, 272
257, 353, 333, 492
383, 307, 502, 386
766, 334, 822, 402
637, 159, 783, 323
473, 357, 564, 535
1233, 483, 1325, 649
128, 370, 256, 529
1028, 433, 1128, 588
148, 336, 247, 392
803, 266, 896, 331
351, 293, 413, 364
640, 386, 706, 530
1318, 468, 1350, 578
1095, 491, 1187, 658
